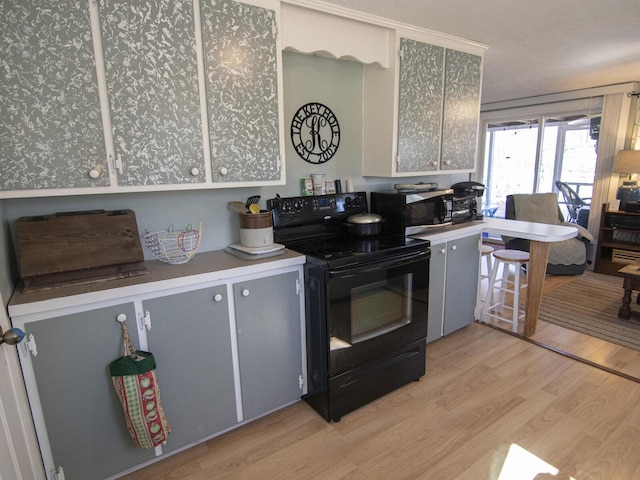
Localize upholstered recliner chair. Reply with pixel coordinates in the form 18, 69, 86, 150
504, 193, 594, 275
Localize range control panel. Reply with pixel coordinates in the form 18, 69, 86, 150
268, 192, 368, 229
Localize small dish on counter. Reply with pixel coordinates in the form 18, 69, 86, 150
228, 243, 285, 255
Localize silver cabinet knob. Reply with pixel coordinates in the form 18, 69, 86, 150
116, 314, 127, 323
241, 289, 250, 297
451, 244, 457, 251
218, 166, 228, 176
440, 248, 446, 254
213, 293, 223, 302
190, 167, 200, 176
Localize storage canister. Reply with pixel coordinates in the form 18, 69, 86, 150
239, 211, 274, 247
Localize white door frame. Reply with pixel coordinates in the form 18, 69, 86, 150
0, 292, 44, 480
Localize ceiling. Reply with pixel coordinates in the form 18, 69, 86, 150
320, 0, 640, 105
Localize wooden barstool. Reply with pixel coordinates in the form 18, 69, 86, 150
476, 244, 495, 314
481, 249, 529, 332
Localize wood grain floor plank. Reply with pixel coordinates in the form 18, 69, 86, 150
121, 323, 640, 480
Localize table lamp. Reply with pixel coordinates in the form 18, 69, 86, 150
613, 150, 640, 211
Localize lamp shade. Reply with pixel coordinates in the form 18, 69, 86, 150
613, 150, 640, 174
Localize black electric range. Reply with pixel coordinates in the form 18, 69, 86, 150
268, 192, 431, 422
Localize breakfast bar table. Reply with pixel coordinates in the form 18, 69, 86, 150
416, 217, 579, 337
483, 218, 578, 336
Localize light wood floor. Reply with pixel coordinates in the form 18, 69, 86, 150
122, 323, 640, 479
481, 265, 640, 380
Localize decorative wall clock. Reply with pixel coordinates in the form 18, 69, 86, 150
290, 102, 340, 164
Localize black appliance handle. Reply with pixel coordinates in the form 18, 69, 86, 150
327, 250, 430, 279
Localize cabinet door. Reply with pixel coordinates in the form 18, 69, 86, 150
201, 0, 282, 183
427, 241, 446, 343
443, 234, 481, 335
396, 38, 444, 174
0, 0, 109, 191
18, 304, 154, 480
233, 271, 303, 421
144, 285, 237, 453
440, 49, 482, 171
100, 0, 205, 186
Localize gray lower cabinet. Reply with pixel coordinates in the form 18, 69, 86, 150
428, 234, 481, 342
427, 241, 446, 343
143, 285, 237, 454
233, 271, 303, 421
16, 303, 155, 480
12, 265, 304, 479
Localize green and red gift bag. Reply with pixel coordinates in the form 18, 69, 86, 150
109, 321, 171, 449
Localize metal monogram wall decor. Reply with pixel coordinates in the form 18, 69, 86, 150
291, 102, 340, 164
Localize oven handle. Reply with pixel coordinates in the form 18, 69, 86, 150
327, 250, 430, 279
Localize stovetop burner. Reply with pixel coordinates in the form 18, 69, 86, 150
282, 232, 429, 268
314, 245, 357, 258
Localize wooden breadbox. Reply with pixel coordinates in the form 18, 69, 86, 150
17, 209, 148, 291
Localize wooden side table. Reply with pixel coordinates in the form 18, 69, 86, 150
618, 264, 640, 319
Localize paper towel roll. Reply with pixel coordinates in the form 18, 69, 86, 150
345, 179, 354, 192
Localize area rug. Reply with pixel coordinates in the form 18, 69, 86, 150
537, 270, 640, 352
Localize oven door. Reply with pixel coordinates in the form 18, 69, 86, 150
326, 251, 429, 376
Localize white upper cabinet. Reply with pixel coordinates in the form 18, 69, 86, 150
396, 39, 445, 173
0, 0, 285, 198
441, 49, 483, 171
363, 31, 485, 177
201, 0, 284, 183
0, 0, 110, 192
100, 0, 206, 187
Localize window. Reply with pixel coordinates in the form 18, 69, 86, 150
482, 110, 600, 219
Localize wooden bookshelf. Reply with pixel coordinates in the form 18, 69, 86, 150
594, 203, 640, 276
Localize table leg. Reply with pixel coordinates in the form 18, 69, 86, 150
619, 277, 632, 319
524, 240, 550, 337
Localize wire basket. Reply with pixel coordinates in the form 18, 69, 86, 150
144, 223, 202, 265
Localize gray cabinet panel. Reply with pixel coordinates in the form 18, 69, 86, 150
100, 0, 204, 186
0, 0, 109, 190
201, 0, 281, 182
441, 50, 482, 171
144, 285, 237, 452
427, 242, 446, 343
234, 271, 302, 420
397, 38, 444, 173
24, 303, 154, 480
428, 234, 481, 341
443, 234, 480, 335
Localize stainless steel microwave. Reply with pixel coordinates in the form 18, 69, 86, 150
371, 189, 453, 235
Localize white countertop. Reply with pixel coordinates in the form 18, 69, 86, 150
9, 249, 306, 319
10, 218, 578, 319
482, 217, 578, 241
414, 217, 578, 244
